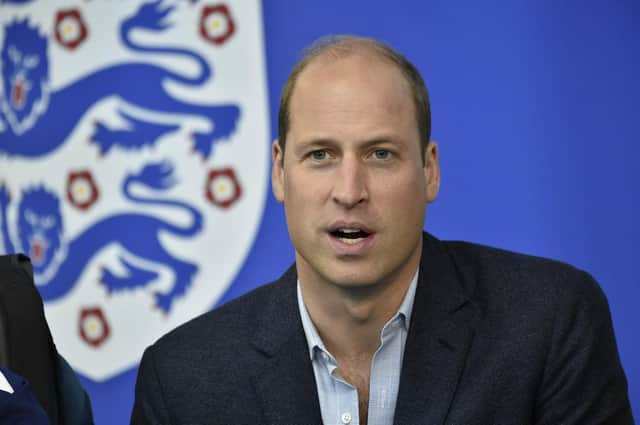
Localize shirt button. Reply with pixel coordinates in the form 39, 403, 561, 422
341, 412, 352, 424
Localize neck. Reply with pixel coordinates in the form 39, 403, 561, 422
297, 244, 421, 359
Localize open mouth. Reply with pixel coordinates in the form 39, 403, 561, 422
30, 237, 48, 265
11, 78, 30, 110
12, 81, 25, 108
330, 228, 372, 245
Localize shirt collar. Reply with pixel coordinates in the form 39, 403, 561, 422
297, 282, 327, 360
297, 268, 420, 361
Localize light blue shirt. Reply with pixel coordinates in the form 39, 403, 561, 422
297, 271, 418, 425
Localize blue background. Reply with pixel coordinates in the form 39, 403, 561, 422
79, 1, 639, 423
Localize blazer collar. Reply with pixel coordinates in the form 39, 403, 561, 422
248, 232, 477, 425
394, 232, 478, 425
249, 266, 323, 425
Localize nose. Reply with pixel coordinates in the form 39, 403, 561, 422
332, 155, 368, 208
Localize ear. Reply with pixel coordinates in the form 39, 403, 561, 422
271, 139, 285, 202
423, 140, 440, 203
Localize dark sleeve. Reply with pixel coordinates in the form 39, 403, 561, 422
56, 354, 94, 425
130, 346, 171, 425
0, 368, 50, 425
534, 271, 633, 425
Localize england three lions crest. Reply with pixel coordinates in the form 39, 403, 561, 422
0, 0, 269, 382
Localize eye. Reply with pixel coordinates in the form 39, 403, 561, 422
23, 55, 39, 69
309, 150, 328, 161
24, 209, 38, 225
372, 149, 391, 160
8, 45, 21, 64
41, 216, 55, 229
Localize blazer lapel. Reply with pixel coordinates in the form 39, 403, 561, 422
249, 267, 323, 425
394, 233, 478, 425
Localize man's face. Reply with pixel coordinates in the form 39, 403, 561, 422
272, 53, 440, 290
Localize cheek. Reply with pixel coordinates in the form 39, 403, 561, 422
377, 170, 427, 202
284, 170, 330, 203
377, 176, 427, 223
282, 176, 315, 225
283, 178, 306, 206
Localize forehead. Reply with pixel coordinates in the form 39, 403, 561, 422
288, 53, 416, 140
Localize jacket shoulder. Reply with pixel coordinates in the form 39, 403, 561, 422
443, 240, 598, 293
440, 240, 609, 336
151, 268, 295, 356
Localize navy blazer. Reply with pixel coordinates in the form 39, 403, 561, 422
131, 233, 633, 424
0, 368, 49, 425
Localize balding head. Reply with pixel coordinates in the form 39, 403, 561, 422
277, 35, 431, 162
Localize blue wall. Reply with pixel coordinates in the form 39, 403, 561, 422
81, 1, 638, 422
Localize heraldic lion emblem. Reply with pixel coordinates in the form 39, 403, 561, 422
0, 0, 240, 159
0, 161, 203, 313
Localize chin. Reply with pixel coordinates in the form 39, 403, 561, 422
321, 262, 391, 289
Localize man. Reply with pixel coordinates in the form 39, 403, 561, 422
131, 36, 633, 424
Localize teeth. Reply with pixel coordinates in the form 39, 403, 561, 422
339, 228, 361, 233
338, 237, 362, 244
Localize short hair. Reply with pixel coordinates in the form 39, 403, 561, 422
277, 35, 431, 162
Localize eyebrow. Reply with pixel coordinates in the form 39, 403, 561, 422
291, 138, 336, 158
293, 136, 402, 157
